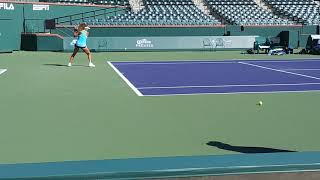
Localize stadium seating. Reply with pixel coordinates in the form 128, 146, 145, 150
50, 0, 317, 26
204, 0, 294, 25
83, 0, 221, 25
263, 0, 319, 25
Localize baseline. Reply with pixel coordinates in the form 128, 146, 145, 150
137, 83, 320, 90
107, 62, 143, 96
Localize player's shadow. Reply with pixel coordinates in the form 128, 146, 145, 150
43, 64, 88, 67
206, 141, 296, 154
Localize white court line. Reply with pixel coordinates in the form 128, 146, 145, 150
91, 163, 320, 176
233, 59, 320, 63
137, 83, 320, 90
151, 163, 320, 178
110, 59, 320, 66
111, 61, 237, 65
282, 69, 320, 71
107, 62, 143, 96
143, 90, 320, 97
0, 69, 7, 75
152, 162, 320, 172
239, 62, 320, 81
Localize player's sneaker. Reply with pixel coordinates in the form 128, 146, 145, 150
89, 62, 95, 67
68, 63, 72, 67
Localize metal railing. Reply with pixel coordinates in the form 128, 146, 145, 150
54, 7, 129, 25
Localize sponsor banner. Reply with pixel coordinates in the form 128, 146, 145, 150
136, 39, 154, 48
33, 4, 49, 11
64, 36, 257, 51
0, 3, 14, 10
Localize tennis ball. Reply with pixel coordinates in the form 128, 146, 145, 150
257, 101, 263, 106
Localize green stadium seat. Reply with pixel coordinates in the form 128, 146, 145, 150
204, 0, 296, 25
263, 0, 319, 25
98, 0, 222, 26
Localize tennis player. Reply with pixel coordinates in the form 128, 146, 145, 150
68, 23, 95, 67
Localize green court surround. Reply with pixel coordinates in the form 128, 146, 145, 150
0, 51, 320, 178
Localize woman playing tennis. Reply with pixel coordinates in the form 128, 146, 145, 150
68, 23, 95, 67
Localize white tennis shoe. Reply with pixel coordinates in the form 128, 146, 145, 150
89, 62, 95, 67
68, 63, 72, 67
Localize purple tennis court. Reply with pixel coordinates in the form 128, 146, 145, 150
108, 59, 320, 96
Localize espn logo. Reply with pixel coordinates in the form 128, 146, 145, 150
33, 4, 49, 11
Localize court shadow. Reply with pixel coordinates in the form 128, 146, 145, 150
206, 141, 296, 154
43, 64, 88, 67
43, 63, 68, 67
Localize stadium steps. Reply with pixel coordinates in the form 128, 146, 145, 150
129, 0, 144, 12
254, 0, 272, 12
255, 0, 296, 24
192, 0, 211, 15
202, 0, 228, 24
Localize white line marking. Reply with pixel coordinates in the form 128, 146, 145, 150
232, 59, 320, 63
138, 83, 320, 90
282, 69, 320, 71
0, 69, 7, 75
152, 162, 320, 172
239, 62, 320, 81
112, 61, 237, 65
107, 61, 143, 96
84, 164, 320, 177
142, 90, 320, 97
110, 59, 320, 65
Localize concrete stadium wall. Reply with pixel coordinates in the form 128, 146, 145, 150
52, 27, 226, 37
55, 25, 317, 38
62, 35, 257, 51
52, 25, 318, 51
